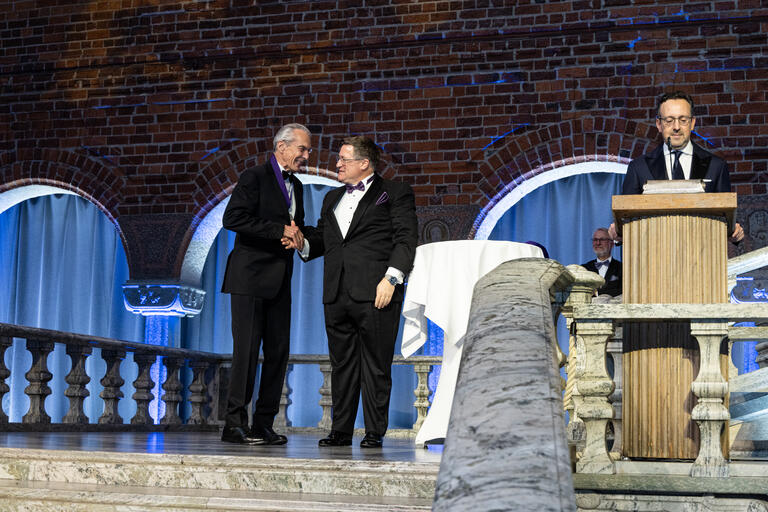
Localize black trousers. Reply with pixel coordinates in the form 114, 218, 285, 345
324, 280, 401, 436
224, 285, 291, 429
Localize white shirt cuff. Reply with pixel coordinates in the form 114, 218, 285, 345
299, 239, 310, 260
385, 267, 404, 284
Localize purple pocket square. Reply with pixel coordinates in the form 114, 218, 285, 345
376, 192, 389, 205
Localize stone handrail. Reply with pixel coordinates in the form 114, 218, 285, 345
0, 322, 441, 435
571, 302, 768, 478
433, 258, 576, 511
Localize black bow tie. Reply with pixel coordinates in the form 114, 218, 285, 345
282, 170, 289, 180
345, 181, 365, 193
595, 260, 610, 268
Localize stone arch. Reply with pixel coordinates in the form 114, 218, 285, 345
468, 117, 660, 239
0, 149, 127, 255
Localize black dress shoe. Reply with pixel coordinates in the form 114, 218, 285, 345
360, 432, 383, 448
318, 430, 353, 447
250, 425, 288, 445
221, 426, 266, 445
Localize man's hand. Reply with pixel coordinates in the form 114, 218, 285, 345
608, 223, 622, 245
282, 220, 304, 250
731, 222, 744, 243
375, 278, 395, 309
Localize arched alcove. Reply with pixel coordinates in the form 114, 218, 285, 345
0, 187, 144, 423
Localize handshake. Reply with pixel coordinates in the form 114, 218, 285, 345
282, 221, 304, 251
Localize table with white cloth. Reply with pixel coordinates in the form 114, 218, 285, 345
401, 240, 544, 445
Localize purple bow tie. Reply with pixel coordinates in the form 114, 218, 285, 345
345, 181, 365, 193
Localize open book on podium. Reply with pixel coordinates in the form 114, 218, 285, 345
612, 182, 737, 460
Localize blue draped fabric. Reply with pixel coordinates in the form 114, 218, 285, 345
180, 183, 418, 428
488, 172, 624, 266
0, 194, 145, 422
487, 172, 624, 362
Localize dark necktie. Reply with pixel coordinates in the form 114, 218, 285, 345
345, 181, 365, 193
282, 170, 289, 180
671, 150, 684, 180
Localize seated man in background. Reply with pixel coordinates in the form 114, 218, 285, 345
582, 227, 622, 299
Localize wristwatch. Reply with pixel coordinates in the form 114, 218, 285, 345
385, 275, 398, 286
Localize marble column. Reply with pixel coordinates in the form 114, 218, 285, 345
433, 258, 575, 512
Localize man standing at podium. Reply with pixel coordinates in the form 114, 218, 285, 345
614, 91, 744, 242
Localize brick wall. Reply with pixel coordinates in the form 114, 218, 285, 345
2, 1, 767, 278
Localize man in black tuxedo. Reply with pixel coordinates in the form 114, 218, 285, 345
290, 136, 418, 448
611, 91, 744, 242
219, 123, 311, 444
582, 228, 622, 297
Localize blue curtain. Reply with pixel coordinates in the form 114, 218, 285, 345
0, 194, 145, 423
180, 183, 418, 429
488, 172, 624, 266
487, 172, 624, 361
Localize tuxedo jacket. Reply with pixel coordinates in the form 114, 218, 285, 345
307, 174, 418, 304
622, 142, 731, 195
582, 258, 622, 297
221, 160, 305, 298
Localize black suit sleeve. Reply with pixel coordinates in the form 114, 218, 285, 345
711, 159, 731, 193
622, 159, 644, 195
386, 183, 418, 274
223, 170, 285, 240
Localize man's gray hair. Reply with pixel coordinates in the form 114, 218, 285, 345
273, 123, 311, 151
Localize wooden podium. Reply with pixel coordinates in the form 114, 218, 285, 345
613, 192, 737, 459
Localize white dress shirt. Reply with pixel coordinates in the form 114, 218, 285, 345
276, 163, 296, 219
662, 140, 693, 180
300, 173, 403, 283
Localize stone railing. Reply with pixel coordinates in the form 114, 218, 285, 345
570, 303, 768, 478
0, 322, 441, 435
434, 258, 576, 511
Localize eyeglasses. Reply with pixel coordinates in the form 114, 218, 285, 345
657, 116, 692, 127
592, 238, 612, 243
336, 156, 364, 164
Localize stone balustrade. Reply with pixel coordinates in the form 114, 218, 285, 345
0, 322, 441, 435
571, 303, 768, 478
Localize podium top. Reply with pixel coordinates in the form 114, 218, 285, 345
612, 192, 737, 235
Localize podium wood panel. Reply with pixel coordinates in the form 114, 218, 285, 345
616, 193, 734, 460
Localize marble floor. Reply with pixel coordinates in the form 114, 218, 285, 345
0, 431, 444, 463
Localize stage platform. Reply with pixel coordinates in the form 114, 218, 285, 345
0, 432, 441, 511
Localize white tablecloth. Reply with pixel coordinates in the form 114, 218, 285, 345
401, 240, 544, 444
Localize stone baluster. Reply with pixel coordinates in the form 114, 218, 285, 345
606, 326, 623, 458
317, 362, 333, 430
562, 265, 603, 454
131, 353, 156, 425
160, 357, 184, 425
274, 364, 293, 430
574, 318, 615, 474
412, 362, 433, 433
23, 339, 55, 424
690, 321, 730, 478
0, 336, 13, 424
756, 340, 768, 368
99, 349, 125, 424
62, 344, 92, 424
186, 359, 210, 425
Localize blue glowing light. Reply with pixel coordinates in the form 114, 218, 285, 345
200, 147, 221, 161
692, 130, 715, 147
481, 124, 530, 151
627, 36, 642, 49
